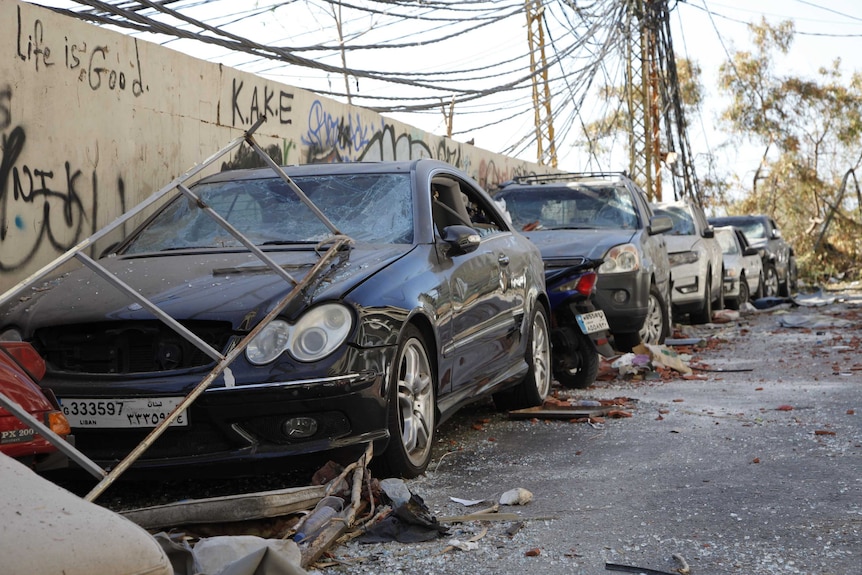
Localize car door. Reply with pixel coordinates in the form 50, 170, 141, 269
431, 175, 527, 403
630, 185, 670, 291
691, 204, 724, 295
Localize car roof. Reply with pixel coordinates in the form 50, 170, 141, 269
497, 171, 633, 189
196, 159, 458, 184
709, 215, 767, 223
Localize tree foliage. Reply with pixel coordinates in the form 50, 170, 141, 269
717, 18, 862, 282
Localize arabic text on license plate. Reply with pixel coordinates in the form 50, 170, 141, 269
576, 310, 610, 334
60, 397, 189, 428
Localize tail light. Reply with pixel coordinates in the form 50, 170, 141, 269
575, 271, 598, 296
0, 342, 47, 381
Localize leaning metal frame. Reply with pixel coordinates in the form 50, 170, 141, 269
0, 117, 352, 501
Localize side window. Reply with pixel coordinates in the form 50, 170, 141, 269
431, 177, 506, 237
460, 181, 506, 236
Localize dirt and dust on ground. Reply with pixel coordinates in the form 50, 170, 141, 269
322, 286, 862, 575
63, 286, 862, 575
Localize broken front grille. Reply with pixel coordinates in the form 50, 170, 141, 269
34, 321, 234, 374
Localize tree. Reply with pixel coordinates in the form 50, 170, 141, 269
717, 19, 862, 281
578, 56, 705, 189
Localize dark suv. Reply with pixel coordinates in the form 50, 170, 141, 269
495, 172, 673, 351
708, 215, 798, 297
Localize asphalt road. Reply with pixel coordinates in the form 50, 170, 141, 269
330, 290, 862, 575
74, 290, 862, 575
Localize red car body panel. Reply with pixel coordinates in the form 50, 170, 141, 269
0, 344, 70, 467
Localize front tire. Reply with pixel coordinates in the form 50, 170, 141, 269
763, 264, 779, 297
639, 283, 669, 345
690, 271, 713, 324
753, 271, 765, 299
493, 305, 552, 410
556, 332, 599, 390
779, 258, 798, 296
728, 272, 749, 310
617, 284, 668, 352
380, 325, 436, 478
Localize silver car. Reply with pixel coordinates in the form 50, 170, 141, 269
652, 201, 724, 324
714, 226, 764, 309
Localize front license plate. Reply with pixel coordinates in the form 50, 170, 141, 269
576, 310, 610, 334
59, 397, 189, 428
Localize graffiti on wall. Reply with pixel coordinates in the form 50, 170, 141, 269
0, 85, 126, 272
15, 5, 148, 98
231, 77, 294, 127
298, 99, 536, 189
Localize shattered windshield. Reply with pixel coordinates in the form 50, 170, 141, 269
496, 186, 639, 231
123, 173, 414, 253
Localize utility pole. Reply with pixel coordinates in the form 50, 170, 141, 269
625, 0, 663, 201
525, 0, 557, 168
626, 0, 701, 204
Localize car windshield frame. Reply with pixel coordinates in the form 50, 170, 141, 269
121, 172, 415, 254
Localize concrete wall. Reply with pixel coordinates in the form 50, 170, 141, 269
1, 0, 550, 291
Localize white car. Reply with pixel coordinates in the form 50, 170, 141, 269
1, 453, 172, 575
652, 201, 724, 324
714, 226, 764, 309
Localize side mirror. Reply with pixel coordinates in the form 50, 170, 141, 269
743, 246, 759, 257
702, 226, 715, 239
442, 225, 481, 255
772, 229, 782, 239
648, 215, 673, 235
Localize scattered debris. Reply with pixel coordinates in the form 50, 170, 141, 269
605, 561, 682, 575
499, 487, 533, 506
778, 313, 853, 329
121, 485, 327, 530
639, 343, 693, 375
508, 403, 617, 420
672, 552, 691, 575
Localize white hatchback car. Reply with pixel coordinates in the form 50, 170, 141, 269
652, 201, 724, 324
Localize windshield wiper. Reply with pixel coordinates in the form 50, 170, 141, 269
260, 240, 321, 246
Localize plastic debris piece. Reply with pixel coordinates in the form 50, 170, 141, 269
380, 478, 412, 508
294, 496, 344, 543
499, 488, 533, 506
778, 314, 852, 329
450, 497, 486, 506
446, 539, 479, 551
643, 344, 692, 374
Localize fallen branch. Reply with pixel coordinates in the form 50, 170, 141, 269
301, 443, 373, 568
672, 553, 690, 575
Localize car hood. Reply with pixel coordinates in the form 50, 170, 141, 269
522, 229, 637, 260
4, 246, 411, 335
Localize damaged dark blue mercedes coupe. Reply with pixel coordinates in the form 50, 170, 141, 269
0, 159, 550, 478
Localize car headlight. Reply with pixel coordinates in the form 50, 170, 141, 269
599, 244, 640, 274
245, 304, 354, 365
668, 251, 699, 266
